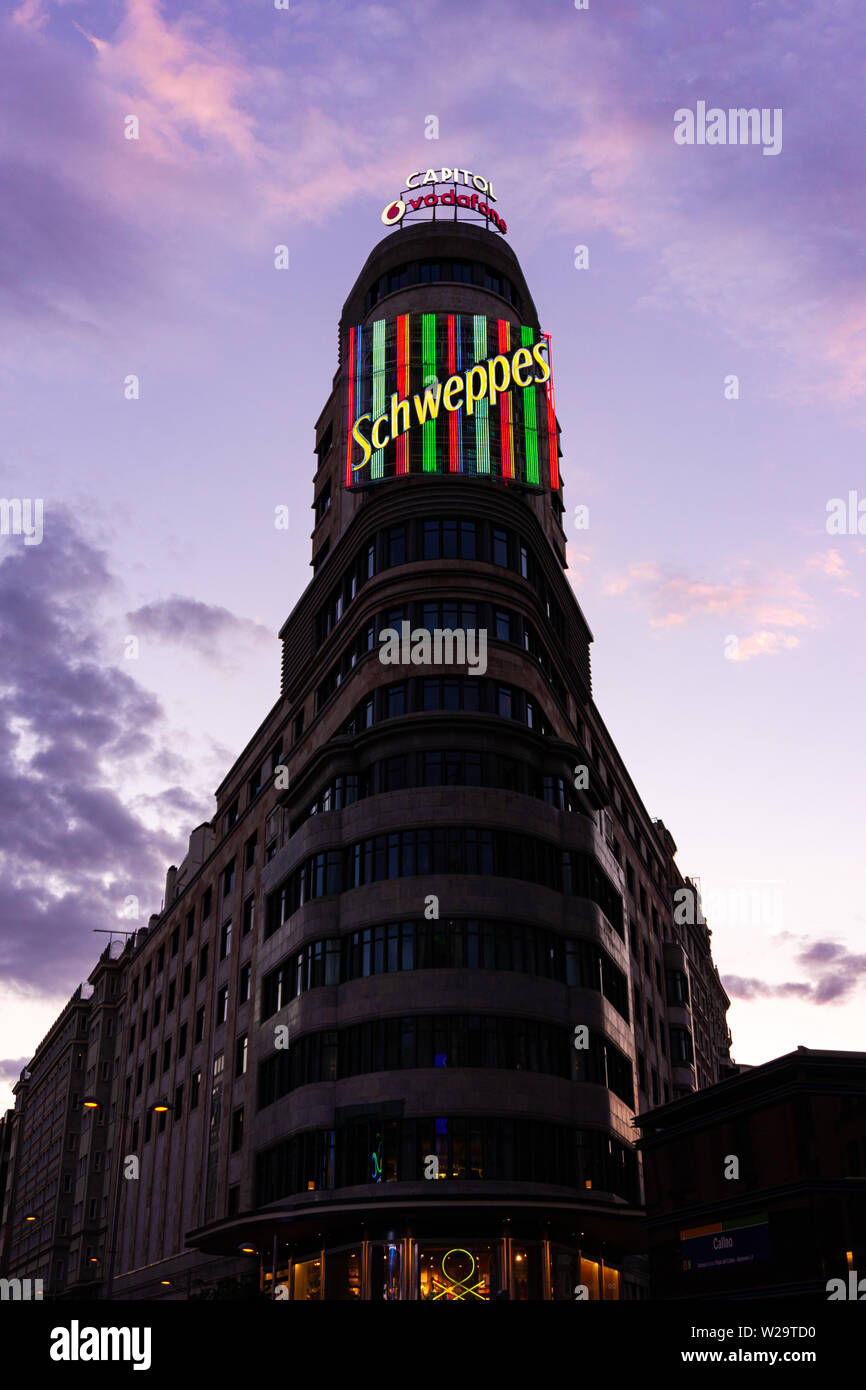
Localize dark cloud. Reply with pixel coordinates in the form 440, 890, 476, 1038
724, 938, 866, 1007
0, 1057, 31, 1085
0, 511, 209, 995
126, 596, 271, 656
723, 977, 812, 1002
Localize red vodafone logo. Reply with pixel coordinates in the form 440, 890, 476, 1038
379, 172, 507, 234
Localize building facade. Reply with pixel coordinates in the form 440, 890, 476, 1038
1, 203, 733, 1301
0, 987, 91, 1296
637, 1048, 866, 1299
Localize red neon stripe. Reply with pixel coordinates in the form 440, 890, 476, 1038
498, 319, 513, 480
345, 326, 355, 487
544, 331, 559, 489
447, 314, 458, 472
396, 314, 407, 475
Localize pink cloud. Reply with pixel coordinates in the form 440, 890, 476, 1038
726, 630, 800, 662
602, 557, 824, 657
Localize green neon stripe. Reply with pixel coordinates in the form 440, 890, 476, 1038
721, 1213, 768, 1232
473, 315, 489, 474
371, 318, 386, 480
421, 312, 438, 472
521, 324, 539, 484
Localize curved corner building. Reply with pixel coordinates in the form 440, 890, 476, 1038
100, 206, 733, 1302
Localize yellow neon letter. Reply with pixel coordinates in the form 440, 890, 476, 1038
371, 414, 391, 450
443, 374, 464, 412
531, 341, 551, 383
510, 347, 533, 388
390, 392, 411, 438
464, 364, 488, 415
351, 413, 372, 471
488, 354, 511, 406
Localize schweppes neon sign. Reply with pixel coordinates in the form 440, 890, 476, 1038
344, 313, 559, 490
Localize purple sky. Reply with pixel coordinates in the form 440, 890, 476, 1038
2, 0, 865, 1112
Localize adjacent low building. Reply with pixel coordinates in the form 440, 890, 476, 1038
637, 1047, 866, 1299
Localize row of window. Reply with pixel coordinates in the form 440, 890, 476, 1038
257, 1017, 633, 1108
131, 960, 253, 1092
223, 745, 281, 835
340, 677, 553, 737
314, 518, 566, 649
316, 598, 566, 714
362, 258, 522, 313
291, 754, 581, 836
255, 1116, 639, 1205
266, 828, 624, 939
261, 919, 629, 1021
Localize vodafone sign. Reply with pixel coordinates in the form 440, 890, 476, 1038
382, 169, 507, 234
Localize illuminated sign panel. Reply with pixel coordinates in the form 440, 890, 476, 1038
680, 1214, 771, 1272
345, 313, 559, 490
382, 169, 507, 234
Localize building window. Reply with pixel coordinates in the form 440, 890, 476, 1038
202, 887, 212, 920
244, 833, 257, 872
148, 1050, 157, 1083
235, 1033, 248, 1076
144, 961, 152, 988
135, 1064, 143, 1097
225, 799, 239, 832
231, 1107, 244, 1152
220, 920, 232, 960
174, 1082, 184, 1114
227, 1185, 240, 1216
294, 709, 305, 743
314, 479, 331, 523
242, 895, 255, 936
492, 528, 509, 567
199, 944, 209, 981
179, 1022, 188, 1059
186, 909, 195, 940
153, 995, 161, 1026
313, 538, 330, 573
163, 1038, 171, 1072
157, 945, 165, 974
182, 962, 191, 998
386, 683, 406, 718
216, 986, 229, 1025
248, 764, 262, 801
387, 526, 406, 567
144, 1111, 152, 1143
195, 1007, 205, 1044
223, 859, 235, 898
191, 1070, 201, 1110
167, 979, 176, 1013
131, 977, 139, 1003
239, 962, 252, 1005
